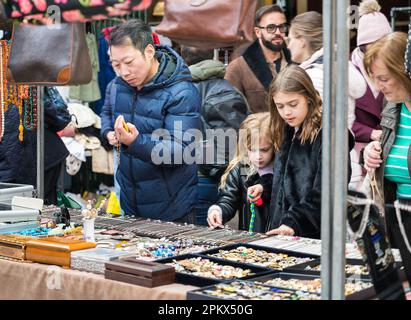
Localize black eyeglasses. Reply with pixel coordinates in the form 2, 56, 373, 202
257, 23, 289, 34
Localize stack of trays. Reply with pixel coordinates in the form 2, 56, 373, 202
71, 248, 130, 274
105, 258, 176, 288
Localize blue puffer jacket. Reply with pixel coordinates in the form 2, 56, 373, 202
100, 46, 201, 220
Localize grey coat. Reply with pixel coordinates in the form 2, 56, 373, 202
374, 102, 411, 212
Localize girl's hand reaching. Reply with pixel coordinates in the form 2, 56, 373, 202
247, 184, 263, 203
207, 209, 223, 228
266, 224, 295, 236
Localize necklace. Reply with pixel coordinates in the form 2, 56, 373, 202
0, 40, 37, 142
23, 87, 38, 130
116, 142, 121, 166
394, 200, 411, 255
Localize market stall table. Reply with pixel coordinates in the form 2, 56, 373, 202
0, 258, 197, 300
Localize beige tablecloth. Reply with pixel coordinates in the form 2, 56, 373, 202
0, 259, 198, 300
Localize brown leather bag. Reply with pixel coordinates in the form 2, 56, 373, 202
7, 22, 92, 86
155, 0, 258, 49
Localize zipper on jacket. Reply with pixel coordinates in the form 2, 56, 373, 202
130, 92, 138, 201
160, 167, 172, 197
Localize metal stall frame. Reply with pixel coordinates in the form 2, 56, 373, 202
321, 0, 349, 300
391, 6, 411, 31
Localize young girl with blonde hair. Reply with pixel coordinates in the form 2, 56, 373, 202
207, 112, 274, 233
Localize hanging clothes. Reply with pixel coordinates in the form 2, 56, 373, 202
93, 34, 116, 115
69, 33, 101, 103
1, 0, 152, 23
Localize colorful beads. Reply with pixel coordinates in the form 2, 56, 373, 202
16, 227, 50, 237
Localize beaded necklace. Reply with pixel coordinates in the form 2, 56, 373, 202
23, 87, 38, 130
0, 40, 38, 142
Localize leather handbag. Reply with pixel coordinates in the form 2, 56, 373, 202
7, 22, 92, 86
155, 0, 258, 49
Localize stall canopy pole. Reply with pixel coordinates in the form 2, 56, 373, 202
390, 7, 411, 31
332, 0, 349, 300
36, 86, 44, 200
321, 0, 349, 300
321, 0, 335, 300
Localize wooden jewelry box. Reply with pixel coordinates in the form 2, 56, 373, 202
0, 235, 33, 261
105, 257, 175, 288
25, 236, 96, 267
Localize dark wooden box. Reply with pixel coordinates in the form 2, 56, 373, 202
105, 258, 175, 288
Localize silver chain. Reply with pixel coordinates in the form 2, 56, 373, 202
394, 200, 411, 255
346, 196, 374, 240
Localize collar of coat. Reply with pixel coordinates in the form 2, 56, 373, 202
242, 40, 292, 91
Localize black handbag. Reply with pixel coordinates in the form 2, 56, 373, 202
44, 87, 71, 132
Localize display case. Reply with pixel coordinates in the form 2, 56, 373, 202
0, 183, 34, 204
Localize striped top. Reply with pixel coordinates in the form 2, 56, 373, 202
385, 104, 411, 199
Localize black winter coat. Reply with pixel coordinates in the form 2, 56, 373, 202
267, 127, 355, 239
268, 127, 322, 238
217, 163, 272, 233
195, 78, 249, 181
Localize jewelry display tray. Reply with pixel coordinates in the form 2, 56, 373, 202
155, 253, 275, 288
285, 258, 372, 280
247, 272, 376, 300
186, 279, 322, 300
198, 243, 320, 271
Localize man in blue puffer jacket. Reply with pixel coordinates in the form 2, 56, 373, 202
100, 19, 201, 223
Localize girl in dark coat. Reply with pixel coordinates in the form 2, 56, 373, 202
207, 112, 274, 233
264, 65, 323, 238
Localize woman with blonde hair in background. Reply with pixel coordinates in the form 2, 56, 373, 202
363, 32, 411, 285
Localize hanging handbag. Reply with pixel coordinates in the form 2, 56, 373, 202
347, 190, 405, 300
155, 0, 258, 49
7, 22, 92, 86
